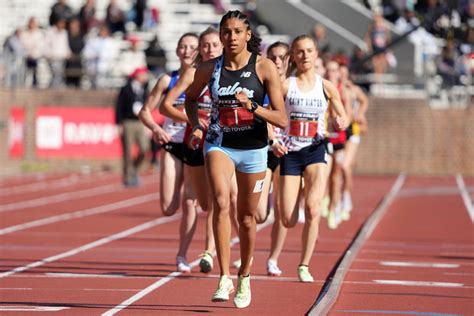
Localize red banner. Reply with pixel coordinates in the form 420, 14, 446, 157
8, 107, 25, 158
35, 107, 122, 158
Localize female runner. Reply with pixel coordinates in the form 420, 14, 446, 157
185, 10, 287, 308
139, 33, 199, 272
279, 36, 347, 282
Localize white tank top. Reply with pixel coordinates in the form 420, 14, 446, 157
282, 74, 328, 152
162, 71, 186, 143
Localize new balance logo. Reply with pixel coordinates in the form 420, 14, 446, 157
240, 71, 251, 78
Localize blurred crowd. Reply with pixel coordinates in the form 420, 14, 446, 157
363, 0, 473, 87
1, 0, 472, 90
2, 0, 166, 89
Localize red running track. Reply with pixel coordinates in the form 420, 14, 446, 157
330, 175, 474, 316
1, 171, 470, 315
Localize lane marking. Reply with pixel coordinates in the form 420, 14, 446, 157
0, 306, 70, 311
287, 0, 367, 50
0, 173, 106, 197
373, 279, 464, 288
0, 193, 158, 236
0, 175, 157, 213
102, 220, 273, 316
0, 287, 32, 290
380, 261, 460, 269
334, 309, 461, 316
0, 214, 180, 279
45, 273, 128, 278
455, 174, 474, 222
308, 173, 406, 316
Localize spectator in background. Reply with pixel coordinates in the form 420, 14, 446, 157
365, 13, 391, 82
395, 8, 420, 34
49, 0, 74, 26
45, 19, 71, 88
3, 28, 26, 88
106, 0, 126, 34
332, 48, 350, 66
311, 23, 330, 56
436, 38, 465, 88
79, 0, 98, 35
133, 0, 147, 30
116, 36, 147, 77
115, 67, 150, 187
83, 25, 120, 88
21, 17, 44, 87
66, 18, 85, 87
145, 35, 166, 78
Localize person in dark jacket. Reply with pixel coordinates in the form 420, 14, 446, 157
115, 67, 150, 187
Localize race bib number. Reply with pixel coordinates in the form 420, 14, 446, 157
289, 112, 318, 138
219, 106, 254, 128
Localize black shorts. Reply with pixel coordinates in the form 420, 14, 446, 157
333, 143, 345, 151
163, 142, 185, 162
183, 146, 205, 167
280, 141, 326, 176
324, 138, 334, 155
346, 124, 353, 140
267, 151, 281, 173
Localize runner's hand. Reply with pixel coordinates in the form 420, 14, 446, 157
235, 91, 251, 111
272, 141, 288, 157
334, 115, 347, 131
188, 127, 203, 150
152, 126, 171, 145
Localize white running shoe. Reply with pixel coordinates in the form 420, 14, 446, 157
335, 203, 343, 226
341, 209, 351, 221
234, 274, 251, 308
298, 207, 305, 223
233, 257, 253, 270
176, 256, 191, 273
267, 259, 282, 276
297, 265, 314, 283
212, 275, 234, 302
321, 196, 330, 218
342, 191, 353, 213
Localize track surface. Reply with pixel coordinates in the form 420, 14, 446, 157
0, 171, 471, 315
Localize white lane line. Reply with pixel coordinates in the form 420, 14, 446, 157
455, 174, 474, 222
373, 279, 464, 288
0, 193, 158, 236
84, 289, 140, 292
45, 273, 128, 279
308, 173, 406, 316
0, 175, 157, 213
287, 0, 367, 50
0, 214, 180, 279
380, 261, 460, 269
102, 220, 273, 316
0, 287, 32, 290
0, 173, 105, 197
0, 306, 70, 311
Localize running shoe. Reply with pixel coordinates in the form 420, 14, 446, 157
176, 256, 191, 273
321, 196, 330, 218
199, 251, 213, 273
341, 209, 351, 221
327, 211, 338, 230
297, 265, 314, 283
267, 259, 282, 276
342, 191, 353, 213
298, 207, 305, 223
335, 203, 343, 226
234, 274, 251, 308
232, 258, 241, 269
232, 257, 253, 269
211, 275, 234, 302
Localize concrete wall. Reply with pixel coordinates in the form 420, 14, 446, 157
0, 88, 473, 177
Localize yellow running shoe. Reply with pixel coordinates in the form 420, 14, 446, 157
233, 274, 251, 308
211, 275, 234, 302
199, 251, 213, 273
321, 196, 330, 218
298, 265, 314, 283
327, 210, 338, 230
